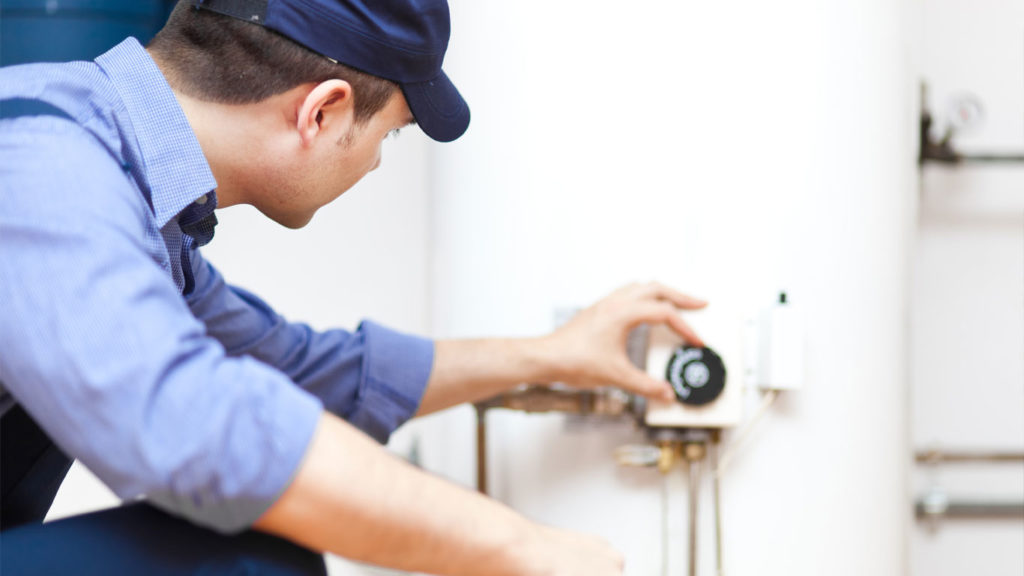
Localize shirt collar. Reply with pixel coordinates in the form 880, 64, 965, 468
95, 38, 217, 228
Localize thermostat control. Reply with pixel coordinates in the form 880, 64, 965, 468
643, 320, 743, 429
666, 346, 726, 405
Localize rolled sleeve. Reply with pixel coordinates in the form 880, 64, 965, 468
0, 126, 323, 534
186, 253, 435, 444
146, 359, 323, 533
348, 321, 434, 443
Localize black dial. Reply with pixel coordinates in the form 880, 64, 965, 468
665, 346, 726, 406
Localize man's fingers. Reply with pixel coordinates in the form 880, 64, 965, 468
623, 366, 676, 402
630, 301, 705, 347
664, 311, 704, 347
637, 281, 708, 310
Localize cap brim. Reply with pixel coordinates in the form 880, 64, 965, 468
401, 70, 470, 143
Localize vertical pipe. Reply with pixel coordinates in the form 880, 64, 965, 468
662, 471, 670, 576
712, 435, 723, 576
475, 407, 488, 495
687, 457, 700, 576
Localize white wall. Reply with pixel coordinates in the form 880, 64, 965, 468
911, 1, 1024, 574
426, 1, 915, 575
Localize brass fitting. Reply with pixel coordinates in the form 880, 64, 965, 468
657, 441, 677, 474
682, 442, 706, 462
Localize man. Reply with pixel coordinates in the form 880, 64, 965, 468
0, 1, 706, 574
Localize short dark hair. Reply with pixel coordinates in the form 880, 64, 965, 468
148, 2, 398, 123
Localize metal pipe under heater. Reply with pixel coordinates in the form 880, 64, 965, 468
682, 442, 707, 576
685, 458, 699, 576
476, 388, 730, 576
473, 386, 637, 495
476, 407, 489, 495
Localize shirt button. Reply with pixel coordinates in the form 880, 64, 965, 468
194, 194, 208, 205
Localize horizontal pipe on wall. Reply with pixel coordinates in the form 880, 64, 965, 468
915, 500, 1024, 520
915, 450, 1024, 464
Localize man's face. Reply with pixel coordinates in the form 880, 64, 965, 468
258, 90, 415, 229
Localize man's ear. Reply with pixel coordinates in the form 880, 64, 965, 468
296, 79, 355, 147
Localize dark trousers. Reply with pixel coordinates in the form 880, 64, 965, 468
0, 404, 326, 576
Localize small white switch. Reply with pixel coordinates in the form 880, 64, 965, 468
756, 292, 804, 390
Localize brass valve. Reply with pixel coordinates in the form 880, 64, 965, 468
657, 441, 677, 474
682, 442, 706, 462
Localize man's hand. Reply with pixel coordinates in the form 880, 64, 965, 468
416, 281, 706, 415
543, 282, 707, 402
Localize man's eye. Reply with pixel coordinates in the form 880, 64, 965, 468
387, 128, 401, 139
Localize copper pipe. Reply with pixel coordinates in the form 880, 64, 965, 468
476, 406, 488, 495
474, 386, 635, 496
478, 385, 632, 416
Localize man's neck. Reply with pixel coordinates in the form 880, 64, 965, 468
147, 48, 253, 209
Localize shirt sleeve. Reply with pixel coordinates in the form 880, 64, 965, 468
185, 249, 434, 444
0, 118, 322, 533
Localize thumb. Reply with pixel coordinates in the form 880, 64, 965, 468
621, 365, 676, 402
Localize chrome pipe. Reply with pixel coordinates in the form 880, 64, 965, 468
712, 435, 723, 576
686, 458, 699, 576
915, 500, 1024, 520
915, 450, 1024, 465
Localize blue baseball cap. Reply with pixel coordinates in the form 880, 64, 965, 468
190, 0, 470, 142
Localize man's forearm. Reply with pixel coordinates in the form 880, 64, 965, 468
414, 283, 706, 415
416, 337, 564, 416
254, 411, 538, 575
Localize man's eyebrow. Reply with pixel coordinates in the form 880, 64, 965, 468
405, 117, 417, 127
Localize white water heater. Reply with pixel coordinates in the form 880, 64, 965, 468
425, 1, 914, 575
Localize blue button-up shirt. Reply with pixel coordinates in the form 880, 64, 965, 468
0, 38, 433, 533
